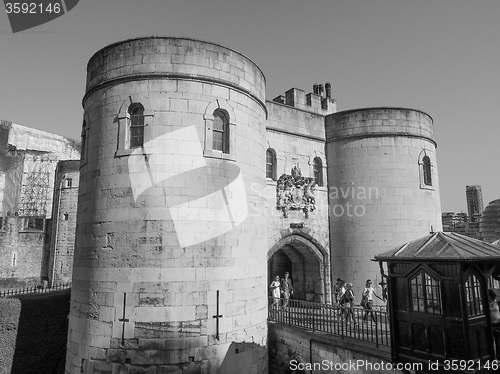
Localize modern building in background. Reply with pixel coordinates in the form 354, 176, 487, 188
480, 199, 500, 243
441, 185, 486, 240
466, 185, 484, 222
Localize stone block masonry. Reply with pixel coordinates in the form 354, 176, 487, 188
326, 108, 442, 299
67, 37, 268, 374
0, 217, 46, 286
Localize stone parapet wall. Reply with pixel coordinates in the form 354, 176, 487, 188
326, 107, 435, 144
268, 322, 398, 374
85, 37, 266, 108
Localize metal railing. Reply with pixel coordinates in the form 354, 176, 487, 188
0, 282, 71, 298
268, 297, 390, 347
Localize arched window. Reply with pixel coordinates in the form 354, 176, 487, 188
410, 271, 442, 314
313, 157, 323, 187
423, 156, 432, 186
116, 94, 154, 157
129, 104, 145, 149
266, 148, 277, 180
203, 100, 236, 161
212, 109, 229, 153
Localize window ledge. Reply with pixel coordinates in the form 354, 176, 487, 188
420, 184, 435, 191
203, 150, 236, 161
115, 149, 148, 158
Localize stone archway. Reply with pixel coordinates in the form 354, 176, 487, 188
268, 234, 331, 304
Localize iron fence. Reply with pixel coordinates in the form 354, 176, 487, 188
0, 282, 71, 298
268, 296, 390, 347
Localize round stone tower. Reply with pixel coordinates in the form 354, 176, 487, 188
66, 37, 268, 374
325, 108, 442, 295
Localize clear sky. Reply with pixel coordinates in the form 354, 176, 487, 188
0, 0, 498, 213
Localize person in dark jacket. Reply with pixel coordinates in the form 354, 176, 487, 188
281, 272, 293, 308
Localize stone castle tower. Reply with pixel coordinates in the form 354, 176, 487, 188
67, 37, 443, 373
48, 160, 80, 285
326, 108, 442, 291
66, 37, 268, 373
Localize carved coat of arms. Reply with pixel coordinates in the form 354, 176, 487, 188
276, 166, 316, 218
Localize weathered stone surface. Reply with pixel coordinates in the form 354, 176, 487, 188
68, 36, 268, 374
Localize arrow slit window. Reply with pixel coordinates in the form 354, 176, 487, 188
313, 157, 323, 187
266, 148, 277, 180
410, 272, 442, 314
423, 156, 432, 186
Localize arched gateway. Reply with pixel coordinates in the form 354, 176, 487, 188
268, 234, 331, 304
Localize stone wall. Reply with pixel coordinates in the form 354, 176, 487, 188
0, 217, 46, 286
268, 322, 400, 374
48, 160, 80, 285
67, 37, 268, 374
265, 100, 333, 304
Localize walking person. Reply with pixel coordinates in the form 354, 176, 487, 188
489, 289, 500, 357
333, 278, 342, 303
269, 275, 281, 310
379, 280, 388, 303
336, 279, 346, 317
340, 282, 356, 325
361, 279, 383, 323
281, 272, 293, 309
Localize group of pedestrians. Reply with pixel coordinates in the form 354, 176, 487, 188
334, 278, 385, 325
269, 271, 294, 309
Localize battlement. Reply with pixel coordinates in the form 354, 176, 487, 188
272, 83, 337, 115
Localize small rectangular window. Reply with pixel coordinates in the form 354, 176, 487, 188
25, 217, 44, 231
65, 178, 73, 188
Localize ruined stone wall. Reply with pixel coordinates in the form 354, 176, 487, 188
67, 37, 268, 374
0, 217, 45, 286
326, 108, 442, 299
265, 100, 332, 304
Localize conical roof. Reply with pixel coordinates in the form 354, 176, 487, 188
374, 231, 500, 262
